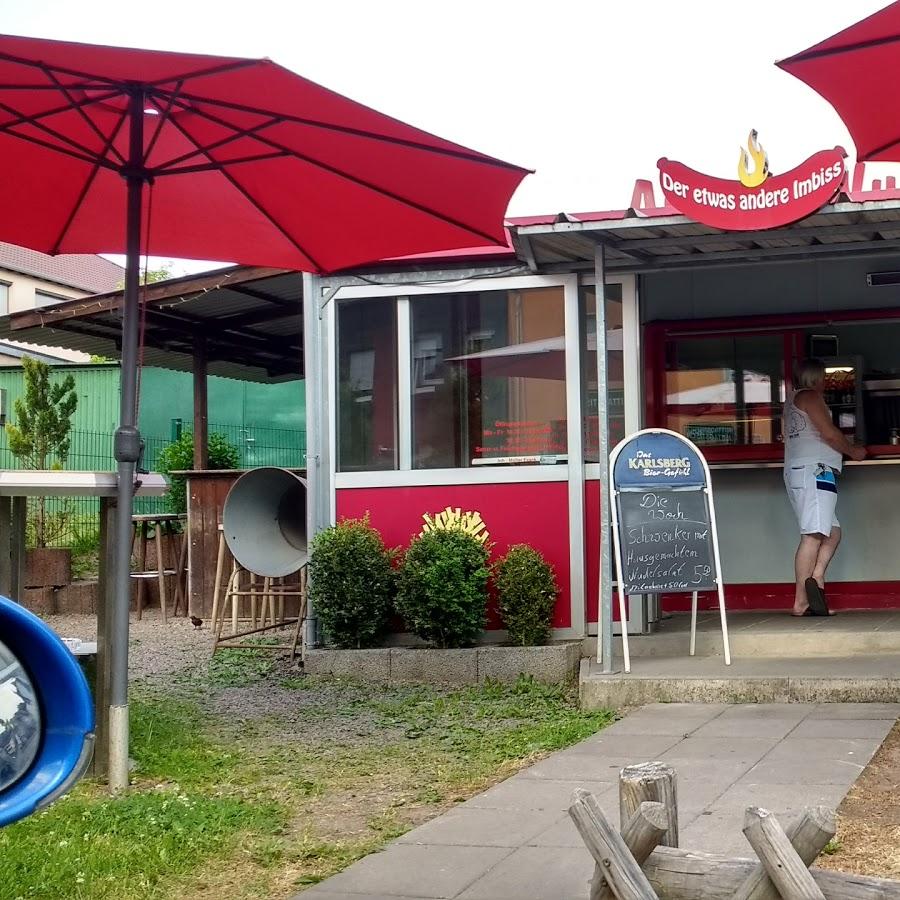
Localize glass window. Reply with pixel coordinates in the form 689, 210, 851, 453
663, 334, 785, 446
35, 290, 67, 307
0, 283, 8, 316
580, 283, 624, 461
410, 287, 567, 468
337, 298, 397, 471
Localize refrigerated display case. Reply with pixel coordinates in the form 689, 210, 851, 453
822, 356, 865, 444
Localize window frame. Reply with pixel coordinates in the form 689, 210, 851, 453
333, 273, 578, 486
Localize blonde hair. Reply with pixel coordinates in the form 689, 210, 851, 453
796, 358, 825, 390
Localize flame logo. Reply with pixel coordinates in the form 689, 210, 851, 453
738, 130, 769, 188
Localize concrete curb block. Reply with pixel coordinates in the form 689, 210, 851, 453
304, 642, 581, 685
579, 675, 900, 708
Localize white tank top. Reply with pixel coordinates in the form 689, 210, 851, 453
783, 390, 842, 471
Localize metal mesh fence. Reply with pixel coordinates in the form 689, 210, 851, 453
0, 422, 306, 550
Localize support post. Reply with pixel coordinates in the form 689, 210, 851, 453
92, 495, 116, 777
0, 495, 10, 597
594, 243, 614, 672
733, 806, 835, 900
569, 788, 658, 900
619, 761, 678, 848
302, 272, 327, 649
10, 496, 26, 602
591, 801, 669, 900
192, 333, 209, 470
741, 807, 826, 900
109, 88, 146, 794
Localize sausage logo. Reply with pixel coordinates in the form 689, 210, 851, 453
658, 133, 847, 231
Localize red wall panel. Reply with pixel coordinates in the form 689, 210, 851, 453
336, 481, 573, 628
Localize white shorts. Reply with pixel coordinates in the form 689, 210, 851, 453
784, 464, 840, 536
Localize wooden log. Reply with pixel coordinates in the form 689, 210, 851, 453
569, 788, 659, 900
741, 807, 825, 900
620, 761, 678, 847
591, 801, 668, 900
732, 805, 835, 900
642, 845, 900, 899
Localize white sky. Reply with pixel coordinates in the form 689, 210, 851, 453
2, 0, 894, 274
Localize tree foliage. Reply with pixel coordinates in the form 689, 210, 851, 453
156, 431, 241, 514
5, 357, 77, 470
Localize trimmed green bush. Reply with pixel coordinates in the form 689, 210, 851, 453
156, 431, 240, 514
397, 529, 490, 648
494, 545, 559, 646
308, 516, 396, 648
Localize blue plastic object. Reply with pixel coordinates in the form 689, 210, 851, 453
0, 595, 94, 826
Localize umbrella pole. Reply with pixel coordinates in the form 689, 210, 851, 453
108, 90, 146, 793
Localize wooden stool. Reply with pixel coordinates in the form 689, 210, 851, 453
130, 514, 188, 623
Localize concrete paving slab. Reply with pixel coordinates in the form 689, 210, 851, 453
526, 812, 586, 848
594, 703, 728, 736
456, 846, 593, 900
561, 731, 684, 757
805, 702, 900, 719
715, 702, 813, 721
311, 845, 512, 898
705, 781, 844, 817
774, 735, 886, 763
657, 735, 773, 764
396, 807, 559, 848
680, 810, 756, 858
461, 777, 616, 812
790, 716, 899, 739
690, 713, 806, 740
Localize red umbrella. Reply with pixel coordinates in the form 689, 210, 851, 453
777, 2, 900, 162
0, 32, 528, 790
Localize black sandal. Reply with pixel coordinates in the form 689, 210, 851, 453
804, 577, 834, 616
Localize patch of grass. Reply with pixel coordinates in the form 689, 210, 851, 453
0, 697, 286, 900
129, 696, 240, 785
821, 837, 842, 855
207, 647, 276, 687
371, 675, 614, 766
0, 790, 282, 900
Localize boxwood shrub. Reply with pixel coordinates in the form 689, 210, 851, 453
307, 515, 396, 648
494, 544, 559, 646
397, 528, 489, 648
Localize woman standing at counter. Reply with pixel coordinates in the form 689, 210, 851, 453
783, 359, 867, 616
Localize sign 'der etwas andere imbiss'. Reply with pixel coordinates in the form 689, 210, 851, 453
657, 130, 846, 231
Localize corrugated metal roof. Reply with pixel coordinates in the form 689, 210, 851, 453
0, 242, 123, 292
0, 267, 302, 384
512, 199, 900, 273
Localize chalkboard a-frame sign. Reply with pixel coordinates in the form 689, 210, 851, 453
609, 428, 731, 672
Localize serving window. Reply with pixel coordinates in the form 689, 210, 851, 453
646, 310, 900, 460
663, 333, 785, 449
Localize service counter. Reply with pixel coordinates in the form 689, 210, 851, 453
700, 454, 900, 609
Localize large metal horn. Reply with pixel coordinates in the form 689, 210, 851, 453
222, 468, 307, 578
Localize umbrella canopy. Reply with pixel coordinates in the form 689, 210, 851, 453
0, 33, 528, 272
0, 32, 528, 795
777, 2, 900, 162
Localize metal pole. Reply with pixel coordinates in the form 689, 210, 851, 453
301, 272, 321, 649
108, 89, 145, 793
594, 243, 614, 672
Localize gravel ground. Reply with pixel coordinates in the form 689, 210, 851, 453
46, 610, 214, 681
43, 610, 407, 743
